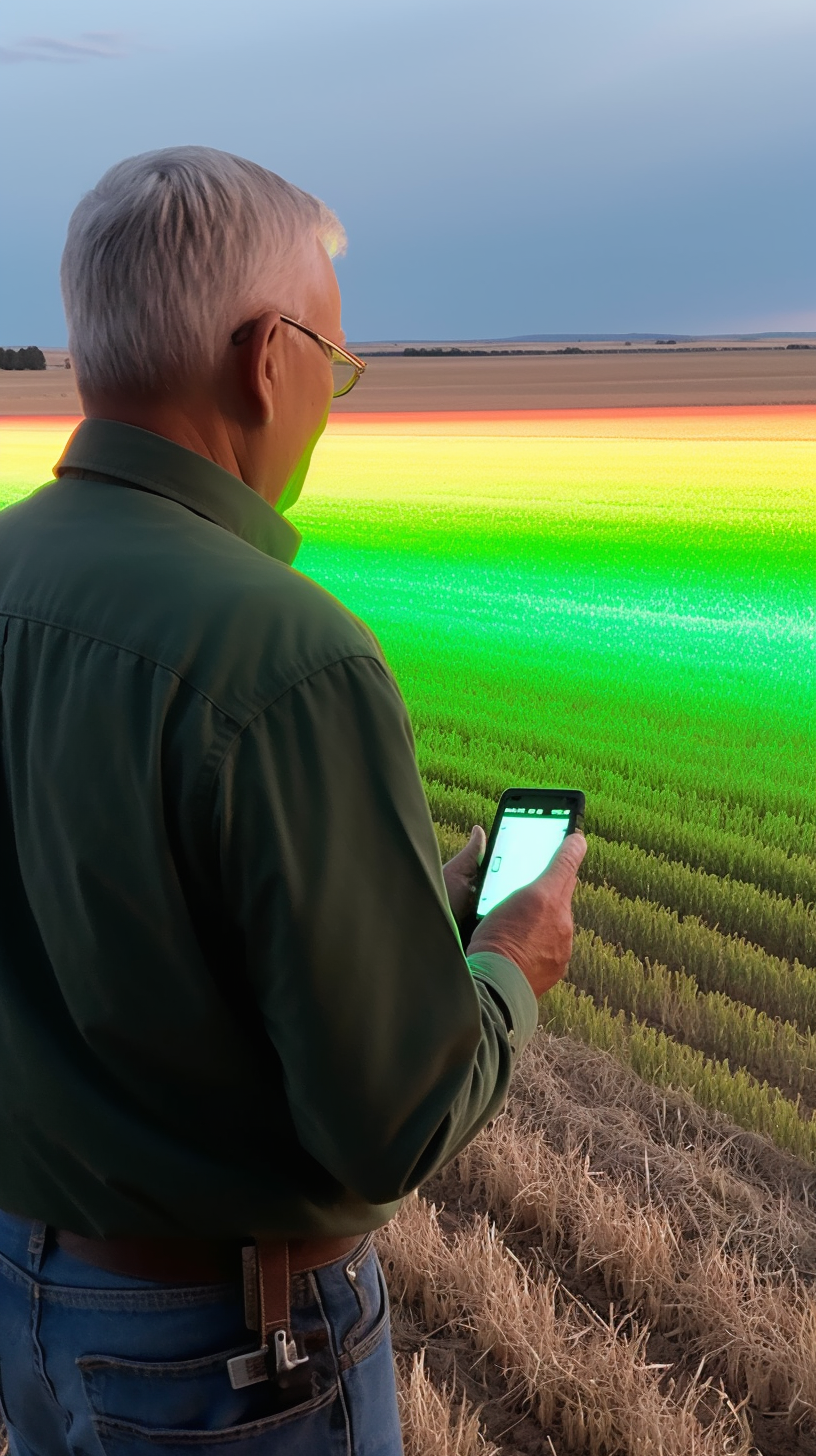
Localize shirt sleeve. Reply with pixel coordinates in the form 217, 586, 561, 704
212, 651, 539, 1206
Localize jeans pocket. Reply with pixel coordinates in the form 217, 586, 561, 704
78, 1336, 342, 1454
339, 1240, 390, 1368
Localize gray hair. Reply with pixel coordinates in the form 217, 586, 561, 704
60, 146, 346, 398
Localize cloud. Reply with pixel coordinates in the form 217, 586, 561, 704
0, 32, 135, 64
706, 307, 816, 335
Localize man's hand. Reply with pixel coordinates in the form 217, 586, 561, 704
442, 825, 487, 927
467, 832, 588, 999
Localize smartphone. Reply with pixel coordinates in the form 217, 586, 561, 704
471, 787, 585, 925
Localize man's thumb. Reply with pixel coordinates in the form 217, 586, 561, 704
470, 824, 487, 865
539, 830, 587, 884
558, 830, 588, 869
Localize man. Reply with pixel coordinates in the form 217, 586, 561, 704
0, 147, 586, 1454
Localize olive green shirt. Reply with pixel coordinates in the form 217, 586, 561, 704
0, 419, 538, 1238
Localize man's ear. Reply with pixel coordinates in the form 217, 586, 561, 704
244, 309, 281, 425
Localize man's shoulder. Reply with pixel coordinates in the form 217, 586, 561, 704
208, 548, 386, 718
0, 478, 386, 728
163, 510, 385, 705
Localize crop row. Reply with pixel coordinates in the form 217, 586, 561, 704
573, 879, 816, 1030
585, 834, 815, 966
437, 818, 816, 1029
416, 713, 813, 860
410, 696, 814, 834
426, 780, 815, 965
577, 785, 811, 905
418, 746, 814, 900
567, 925, 816, 1102
539, 980, 816, 1163
437, 816, 816, 1039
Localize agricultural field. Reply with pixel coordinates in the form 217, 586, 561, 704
1, 407, 815, 1455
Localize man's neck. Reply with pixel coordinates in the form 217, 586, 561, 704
82, 394, 245, 484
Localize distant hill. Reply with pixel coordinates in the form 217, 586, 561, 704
506, 332, 816, 343
348, 332, 816, 351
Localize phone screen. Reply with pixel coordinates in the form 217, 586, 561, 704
476, 805, 571, 918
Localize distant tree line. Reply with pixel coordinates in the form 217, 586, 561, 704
0, 346, 46, 370
354, 342, 812, 360
403, 347, 524, 357
402, 346, 583, 357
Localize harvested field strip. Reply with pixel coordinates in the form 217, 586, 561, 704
377, 1190, 753, 1455
510, 1035, 816, 1271
541, 981, 816, 1162
419, 744, 816, 890
573, 880, 816, 1030
390, 1305, 547, 1456
568, 926, 816, 1101
435, 1103, 816, 1432
429, 785, 815, 964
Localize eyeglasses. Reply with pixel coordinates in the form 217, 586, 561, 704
230, 313, 367, 399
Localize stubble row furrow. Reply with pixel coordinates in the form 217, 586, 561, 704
376, 1191, 753, 1456
539, 980, 816, 1162
428, 1096, 816, 1434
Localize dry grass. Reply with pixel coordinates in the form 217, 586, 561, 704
446, 1104, 816, 1423
379, 1192, 753, 1455
511, 1033, 816, 1270
376, 1029, 816, 1454
395, 1346, 500, 1455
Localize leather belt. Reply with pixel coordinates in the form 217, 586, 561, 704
56, 1228, 369, 1395
55, 1229, 363, 1285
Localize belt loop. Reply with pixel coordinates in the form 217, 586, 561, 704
27, 1221, 48, 1273
257, 1238, 309, 1381
257, 1238, 286, 1343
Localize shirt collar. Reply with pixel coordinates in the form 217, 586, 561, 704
53, 418, 302, 567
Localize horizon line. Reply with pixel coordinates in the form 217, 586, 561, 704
14, 330, 816, 351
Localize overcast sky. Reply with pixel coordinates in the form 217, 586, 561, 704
2, 0, 814, 343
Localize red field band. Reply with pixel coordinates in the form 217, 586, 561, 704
1, 405, 814, 509
331, 404, 816, 425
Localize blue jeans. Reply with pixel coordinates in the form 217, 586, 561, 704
0, 1211, 403, 1456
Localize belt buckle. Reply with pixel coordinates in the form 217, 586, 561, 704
273, 1328, 310, 1377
